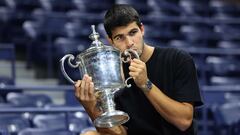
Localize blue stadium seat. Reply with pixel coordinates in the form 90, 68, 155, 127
180, 24, 218, 42
6, 92, 52, 107
39, 0, 76, 12
0, 6, 13, 23
0, 102, 16, 107
64, 21, 92, 38
18, 128, 74, 135
209, 76, 240, 86
211, 102, 240, 135
33, 111, 91, 133
75, 0, 115, 14
5, 0, 40, 11
224, 92, 240, 103
214, 24, 240, 40
4, 0, 41, 23
66, 9, 103, 25
23, 10, 70, 77
144, 24, 164, 39
168, 39, 207, 48
210, 0, 240, 18
4, 0, 40, 21
217, 40, 240, 49
0, 44, 16, 85
33, 113, 67, 130
149, 0, 183, 17
23, 12, 64, 37
206, 56, 240, 77
206, 53, 240, 86
144, 23, 181, 41
178, 0, 211, 17
54, 37, 90, 84
0, 114, 30, 134
68, 112, 92, 133
54, 37, 89, 56
116, 0, 153, 15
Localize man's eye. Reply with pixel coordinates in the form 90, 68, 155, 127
129, 30, 137, 36
116, 36, 123, 41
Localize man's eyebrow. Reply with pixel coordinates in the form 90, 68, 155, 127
113, 28, 138, 39
129, 28, 138, 32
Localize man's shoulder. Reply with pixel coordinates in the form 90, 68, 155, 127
154, 46, 191, 58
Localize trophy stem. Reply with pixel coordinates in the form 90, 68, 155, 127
94, 89, 129, 128
101, 89, 115, 113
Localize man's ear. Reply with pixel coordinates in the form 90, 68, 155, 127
140, 23, 145, 36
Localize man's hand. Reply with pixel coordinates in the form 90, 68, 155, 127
129, 58, 148, 89
74, 74, 99, 114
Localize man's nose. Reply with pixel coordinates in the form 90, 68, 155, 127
125, 36, 134, 48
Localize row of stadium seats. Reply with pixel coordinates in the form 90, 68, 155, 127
0, 87, 239, 135
0, 0, 239, 79
1, 0, 240, 16
200, 88, 240, 135
1, 41, 240, 85
0, 91, 94, 135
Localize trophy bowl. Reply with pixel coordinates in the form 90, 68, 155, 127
60, 25, 139, 128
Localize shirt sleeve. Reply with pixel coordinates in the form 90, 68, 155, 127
173, 56, 203, 107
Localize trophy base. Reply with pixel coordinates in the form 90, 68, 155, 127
94, 110, 129, 128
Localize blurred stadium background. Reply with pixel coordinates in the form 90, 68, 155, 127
0, 0, 240, 135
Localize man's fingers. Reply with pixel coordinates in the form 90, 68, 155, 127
84, 77, 91, 100
89, 82, 95, 100
74, 80, 81, 98
75, 74, 96, 101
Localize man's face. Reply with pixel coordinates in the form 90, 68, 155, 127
109, 22, 145, 55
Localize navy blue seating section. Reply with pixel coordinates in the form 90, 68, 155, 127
206, 56, 240, 85
200, 89, 240, 135
32, 112, 91, 133
116, 0, 152, 15
0, 114, 31, 134
39, 0, 77, 12
0, 91, 93, 134
0, 1, 240, 135
179, 0, 212, 17
18, 128, 75, 135
2, 0, 240, 81
0, 44, 15, 85
0, 112, 92, 135
210, 0, 240, 18
6, 92, 52, 107
210, 102, 240, 135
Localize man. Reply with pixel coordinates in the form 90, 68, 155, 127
75, 4, 203, 135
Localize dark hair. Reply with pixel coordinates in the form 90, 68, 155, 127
104, 4, 142, 38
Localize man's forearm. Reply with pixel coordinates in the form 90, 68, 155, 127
97, 125, 127, 135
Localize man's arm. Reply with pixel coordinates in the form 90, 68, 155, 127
129, 59, 193, 131
96, 126, 127, 135
143, 84, 193, 131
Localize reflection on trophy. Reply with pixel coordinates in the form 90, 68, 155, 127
60, 25, 139, 128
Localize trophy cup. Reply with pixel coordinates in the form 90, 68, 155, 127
60, 25, 139, 128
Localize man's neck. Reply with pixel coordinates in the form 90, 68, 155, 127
140, 44, 154, 63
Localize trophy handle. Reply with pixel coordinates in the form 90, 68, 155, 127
60, 54, 81, 84
121, 49, 140, 88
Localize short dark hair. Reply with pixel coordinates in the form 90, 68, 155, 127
104, 4, 142, 38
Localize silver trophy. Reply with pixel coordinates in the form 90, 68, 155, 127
60, 25, 139, 128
